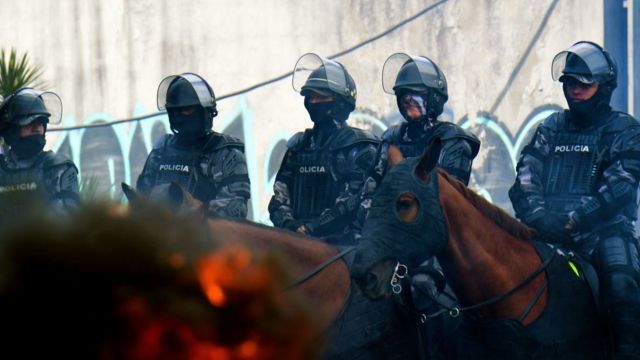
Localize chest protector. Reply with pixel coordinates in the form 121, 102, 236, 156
543, 115, 605, 214
0, 153, 52, 201
286, 127, 376, 222
386, 126, 431, 158
150, 139, 218, 204
287, 147, 341, 221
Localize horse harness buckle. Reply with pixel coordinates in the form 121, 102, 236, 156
390, 261, 408, 294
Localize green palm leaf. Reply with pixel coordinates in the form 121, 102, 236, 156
0, 48, 47, 97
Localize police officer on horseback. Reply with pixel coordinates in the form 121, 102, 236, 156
363, 54, 479, 350
137, 73, 250, 218
365, 53, 480, 288
0, 88, 79, 212
268, 54, 378, 244
509, 41, 640, 359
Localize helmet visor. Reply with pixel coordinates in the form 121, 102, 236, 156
157, 73, 215, 111
292, 53, 351, 97
7, 89, 63, 125
382, 53, 444, 95
551, 42, 613, 83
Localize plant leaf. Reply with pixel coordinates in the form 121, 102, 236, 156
0, 48, 47, 97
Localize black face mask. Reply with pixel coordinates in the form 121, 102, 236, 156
563, 83, 612, 127
169, 107, 209, 141
10, 134, 46, 159
304, 96, 352, 123
305, 100, 336, 124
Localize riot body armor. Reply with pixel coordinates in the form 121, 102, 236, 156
137, 132, 250, 218
0, 150, 79, 210
377, 121, 480, 185
511, 41, 640, 358
269, 126, 378, 241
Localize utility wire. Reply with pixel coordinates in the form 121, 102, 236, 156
488, 0, 558, 114
49, 0, 448, 132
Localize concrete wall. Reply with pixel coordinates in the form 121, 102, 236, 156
0, 0, 604, 221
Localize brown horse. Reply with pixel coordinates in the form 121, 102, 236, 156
351, 143, 608, 360
121, 182, 435, 359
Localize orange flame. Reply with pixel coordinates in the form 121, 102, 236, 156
204, 282, 226, 307
114, 246, 321, 359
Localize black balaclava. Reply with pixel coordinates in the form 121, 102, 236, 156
4, 121, 47, 160
304, 96, 351, 146
168, 106, 212, 147
563, 81, 613, 128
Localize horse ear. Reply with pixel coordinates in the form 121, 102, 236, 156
416, 138, 442, 181
169, 182, 206, 215
121, 182, 139, 203
168, 182, 187, 206
387, 145, 404, 167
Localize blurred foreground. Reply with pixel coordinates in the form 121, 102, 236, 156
0, 200, 324, 359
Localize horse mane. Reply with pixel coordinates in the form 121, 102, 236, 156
436, 169, 534, 241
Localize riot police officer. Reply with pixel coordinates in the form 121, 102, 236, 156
362, 53, 478, 358
268, 54, 378, 244
137, 73, 250, 218
509, 41, 640, 359
0, 88, 79, 212
363, 53, 480, 252
369, 53, 480, 186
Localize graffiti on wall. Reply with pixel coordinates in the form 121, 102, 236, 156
49, 97, 562, 222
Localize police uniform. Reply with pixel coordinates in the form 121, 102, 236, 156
269, 54, 377, 243
0, 150, 79, 211
137, 73, 250, 219
0, 88, 79, 213
269, 126, 378, 242
510, 41, 640, 358
137, 132, 250, 218
373, 121, 479, 185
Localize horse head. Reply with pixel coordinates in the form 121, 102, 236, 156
353, 141, 449, 299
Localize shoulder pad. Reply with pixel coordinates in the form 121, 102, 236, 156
433, 123, 481, 157
42, 151, 76, 169
330, 126, 379, 150
435, 122, 479, 142
381, 124, 404, 144
152, 134, 172, 150
540, 111, 566, 131
602, 111, 640, 133
286, 130, 308, 150
208, 133, 245, 152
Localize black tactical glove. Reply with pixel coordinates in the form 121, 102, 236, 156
530, 211, 572, 245
282, 218, 304, 232
411, 273, 443, 312
410, 262, 447, 311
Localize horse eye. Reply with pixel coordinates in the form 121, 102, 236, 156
395, 192, 420, 223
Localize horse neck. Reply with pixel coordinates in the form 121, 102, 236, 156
206, 219, 350, 329
207, 218, 339, 271
435, 175, 546, 322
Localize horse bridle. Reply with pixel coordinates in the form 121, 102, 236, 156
286, 246, 356, 289
398, 249, 557, 323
